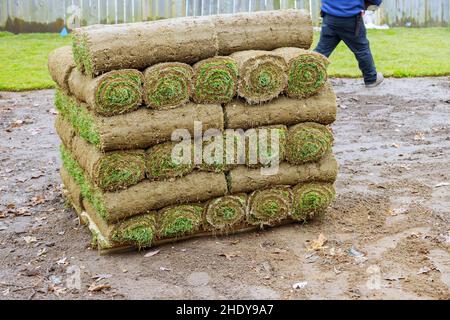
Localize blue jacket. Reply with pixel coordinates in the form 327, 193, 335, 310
321, 0, 383, 17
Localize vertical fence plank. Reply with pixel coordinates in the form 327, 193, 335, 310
0, 0, 8, 28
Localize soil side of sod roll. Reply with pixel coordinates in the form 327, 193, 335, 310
101, 171, 228, 223
224, 82, 337, 129
56, 116, 146, 192
55, 90, 224, 152
228, 152, 338, 194
215, 10, 313, 56
72, 16, 218, 76
72, 10, 312, 76
48, 46, 76, 93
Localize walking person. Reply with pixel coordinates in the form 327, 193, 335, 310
314, 0, 384, 87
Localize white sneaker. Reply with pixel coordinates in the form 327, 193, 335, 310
366, 72, 384, 88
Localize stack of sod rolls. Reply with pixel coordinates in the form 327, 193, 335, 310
49, 10, 338, 252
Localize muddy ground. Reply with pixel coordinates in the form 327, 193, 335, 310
0, 78, 449, 300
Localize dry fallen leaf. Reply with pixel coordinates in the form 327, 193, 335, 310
31, 195, 46, 206
159, 266, 171, 272
88, 283, 111, 292
306, 234, 328, 251
92, 274, 113, 281
23, 236, 37, 244
144, 250, 160, 258
0, 212, 5, 219
37, 248, 47, 256
435, 182, 449, 188
271, 248, 287, 254
15, 207, 30, 216
417, 266, 436, 275
413, 132, 425, 141
219, 252, 240, 260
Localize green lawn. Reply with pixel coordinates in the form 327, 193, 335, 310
0, 28, 449, 91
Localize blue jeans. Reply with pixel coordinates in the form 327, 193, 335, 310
314, 13, 378, 84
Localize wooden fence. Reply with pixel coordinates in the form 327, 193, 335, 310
0, 0, 449, 33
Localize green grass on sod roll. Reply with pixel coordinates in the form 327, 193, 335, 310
55, 89, 101, 147
287, 53, 328, 98
72, 32, 93, 76
292, 182, 336, 221
193, 57, 238, 104
246, 127, 287, 168
94, 70, 144, 117
247, 187, 293, 227
147, 142, 194, 180
144, 63, 193, 110
205, 195, 246, 232
60, 145, 108, 219
286, 123, 334, 165
111, 214, 157, 248
158, 204, 203, 238
94, 152, 146, 191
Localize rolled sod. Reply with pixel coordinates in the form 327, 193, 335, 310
68, 68, 144, 117
192, 57, 238, 104
48, 46, 76, 93
229, 152, 338, 194
216, 10, 313, 55
111, 214, 157, 248
143, 63, 194, 110
245, 125, 287, 168
61, 166, 157, 250
55, 90, 224, 151
55, 90, 101, 147
56, 117, 146, 192
224, 83, 337, 130
198, 134, 231, 173
274, 47, 329, 99
247, 187, 293, 227
230, 50, 288, 104
204, 195, 247, 232
158, 204, 204, 238
72, 10, 312, 77
61, 169, 115, 250
292, 182, 336, 221
81, 199, 157, 250
60, 145, 108, 220
72, 16, 218, 77
61, 145, 227, 223
147, 142, 194, 180
286, 123, 334, 165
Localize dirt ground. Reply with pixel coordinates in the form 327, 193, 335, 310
0, 78, 449, 300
